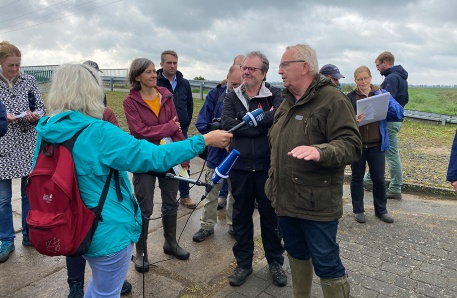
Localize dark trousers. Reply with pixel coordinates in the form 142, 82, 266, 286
66, 256, 86, 280
279, 216, 346, 278
178, 128, 190, 198
230, 169, 284, 269
351, 145, 388, 215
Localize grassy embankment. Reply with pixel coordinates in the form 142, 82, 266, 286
106, 88, 457, 189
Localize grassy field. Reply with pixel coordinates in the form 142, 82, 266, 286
105, 88, 457, 190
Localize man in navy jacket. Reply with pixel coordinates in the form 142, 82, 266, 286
157, 50, 196, 209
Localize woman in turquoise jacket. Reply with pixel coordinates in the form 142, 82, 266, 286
33, 63, 232, 297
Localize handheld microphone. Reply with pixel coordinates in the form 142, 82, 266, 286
227, 108, 265, 133
203, 149, 240, 198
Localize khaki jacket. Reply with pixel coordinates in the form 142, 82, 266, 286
266, 75, 362, 221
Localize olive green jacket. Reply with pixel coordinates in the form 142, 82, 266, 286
266, 75, 362, 221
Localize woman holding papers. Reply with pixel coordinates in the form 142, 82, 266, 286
0, 41, 45, 263
346, 66, 403, 224
123, 58, 191, 272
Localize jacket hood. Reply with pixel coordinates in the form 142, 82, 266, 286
382, 65, 408, 80
35, 111, 96, 143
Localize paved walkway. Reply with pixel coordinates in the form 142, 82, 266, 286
1, 157, 457, 297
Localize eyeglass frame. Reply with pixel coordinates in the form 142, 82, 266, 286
355, 76, 372, 82
278, 60, 306, 69
240, 65, 262, 73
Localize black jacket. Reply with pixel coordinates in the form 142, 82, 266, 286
156, 69, 193, 132
221, 82, 283, 171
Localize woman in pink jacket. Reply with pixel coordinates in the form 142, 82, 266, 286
123, 58, 190, 273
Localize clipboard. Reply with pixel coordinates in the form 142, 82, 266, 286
356, 92, 390, 127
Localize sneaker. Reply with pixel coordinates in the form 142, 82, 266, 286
387, 191, 402, 200
180, 197, 197, 209
376, 213, 394, 223
269, 261, 287, 286
354, 213, 366, 223
217, 197, 226, 210
363, 182, 373, 192
192, 228, 214, 242
0, 241, 15, 262
228, 266, 253, 287
22, 235, 32, 246
121, 280, 132, 295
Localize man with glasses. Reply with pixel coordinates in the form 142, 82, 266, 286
221, 51, 286, 287
266, 44, 361, 297
364, 51, 408, 200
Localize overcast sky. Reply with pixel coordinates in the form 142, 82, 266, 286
1, 0, 456, 86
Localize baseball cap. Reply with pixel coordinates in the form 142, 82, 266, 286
83, 60, 103, 73
319, 64, 344, 79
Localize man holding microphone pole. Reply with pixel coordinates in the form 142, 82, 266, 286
221, 51, 286, 287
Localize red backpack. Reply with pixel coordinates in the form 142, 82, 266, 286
26, 126, 121, 256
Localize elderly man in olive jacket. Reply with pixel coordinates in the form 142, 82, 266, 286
266, 44, 362, 298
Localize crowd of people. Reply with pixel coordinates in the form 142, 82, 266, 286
2, 38, 457, 298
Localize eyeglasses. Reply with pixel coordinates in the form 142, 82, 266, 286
240, 66, 261, 73
279, 60, 305, 69
355, 76, 371, 82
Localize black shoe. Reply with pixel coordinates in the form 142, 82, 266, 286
269, 261, 287, 287
376, 213, 394, 223
68, 279, 84, 298
387, 191, 402, 200
228, 266, 253, 286
192, 228, 214, 242
354, 213, 366, 223
22, 235, 32, 246
121, 280, 132, 295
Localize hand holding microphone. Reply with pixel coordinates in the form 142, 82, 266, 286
227, 108, 265, 133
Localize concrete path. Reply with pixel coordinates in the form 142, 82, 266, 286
1, 157, 457, 297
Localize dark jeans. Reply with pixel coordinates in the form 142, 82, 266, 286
278, 216, 346, 279
66, 256, 86, 280
351, 145, 388, 216
230, 169, 284, 269
179, 128, 190, 198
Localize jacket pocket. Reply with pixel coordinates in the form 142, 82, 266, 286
291, 171, 338, 212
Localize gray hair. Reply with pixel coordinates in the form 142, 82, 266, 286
127, 58, 154, 91
46, 63, 104, 118
285, 44, 319, 76
243, 51, 269, 74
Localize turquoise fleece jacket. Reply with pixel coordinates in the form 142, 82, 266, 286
33, 111, 205, 257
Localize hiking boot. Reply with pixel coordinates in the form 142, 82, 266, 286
354, 213, 366, 223
269, 261, 287, 287
228, 266, 253, 287
387, 191, 402, 200
363, 182, 373, 192
22, 235, 32, 246
376, 213, 394, 223
192, 228, 214, 242
217, 197, 226, 210
68, 278, 84, 298
179, 197, 197, 209
0, 241, 15, 262
121, 280, 132, 295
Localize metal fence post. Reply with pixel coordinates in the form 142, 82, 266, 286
200, 83, 204, 101
110, 77, 114, 92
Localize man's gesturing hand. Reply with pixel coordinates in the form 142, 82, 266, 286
288, 145, 320, 162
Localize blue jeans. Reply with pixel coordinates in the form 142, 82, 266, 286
0, 177, 30, 242
84, 243, 133, 298
351, 146, 387, 216
278, 216, 346, 279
